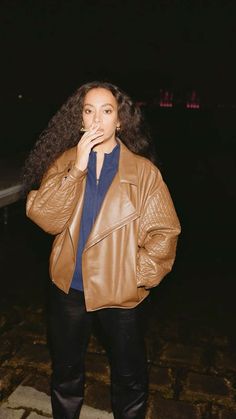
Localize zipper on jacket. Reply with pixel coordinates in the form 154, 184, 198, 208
92, 178, 99, 224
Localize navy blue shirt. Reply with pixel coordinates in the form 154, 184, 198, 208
70, 142, 120, 291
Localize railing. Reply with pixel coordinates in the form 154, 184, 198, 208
0, 184, 22, 224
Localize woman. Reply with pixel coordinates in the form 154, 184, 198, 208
23, 81, 181, 419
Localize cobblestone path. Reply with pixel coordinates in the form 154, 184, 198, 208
1, 293, 236, 418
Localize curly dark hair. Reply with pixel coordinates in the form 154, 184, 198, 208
22, 81, 157, 194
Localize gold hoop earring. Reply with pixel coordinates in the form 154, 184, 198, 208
80, 123, 85, 133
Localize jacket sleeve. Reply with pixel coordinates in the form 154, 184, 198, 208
26, 160, 87, 235
136, 173, 181, 289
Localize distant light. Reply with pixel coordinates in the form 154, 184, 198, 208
18, 94, 23, 99
186, 90, 200, 109
159, 89, 173, 108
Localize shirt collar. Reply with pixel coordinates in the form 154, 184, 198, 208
90, 142, 119, 157
88, 142, 120, 171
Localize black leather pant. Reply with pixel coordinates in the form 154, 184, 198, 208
48, 284, 149, 419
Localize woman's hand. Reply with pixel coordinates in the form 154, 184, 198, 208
75, 123, 104, 171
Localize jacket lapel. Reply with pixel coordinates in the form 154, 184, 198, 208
84, 140, 140, 250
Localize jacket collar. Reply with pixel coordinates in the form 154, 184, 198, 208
116, 139, 138, 186
67, 138, 138, 186
68, 139, 139, 251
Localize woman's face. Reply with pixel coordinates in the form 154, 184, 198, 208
82, 88, 120, 142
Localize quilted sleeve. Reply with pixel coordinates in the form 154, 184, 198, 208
26, 162, 87, 235
136, 177, 181, 289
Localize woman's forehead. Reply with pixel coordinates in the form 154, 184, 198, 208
84, 88, 117, 106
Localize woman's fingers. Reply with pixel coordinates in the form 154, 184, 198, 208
80, 132, 103, 146
75, 124, 104, 171
88, 135, 104, 149
80, 126, 104, 146
80, 130, 104, 146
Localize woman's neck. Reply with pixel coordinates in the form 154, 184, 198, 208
92, 137, 117, 154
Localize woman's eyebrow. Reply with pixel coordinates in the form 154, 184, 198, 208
83, 103, 114, 108
101, 103, 114, 108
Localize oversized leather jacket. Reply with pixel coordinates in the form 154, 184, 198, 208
26, 139, 181, 311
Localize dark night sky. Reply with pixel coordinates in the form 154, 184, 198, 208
1, 0, 236, 102
1, 0, 236, 152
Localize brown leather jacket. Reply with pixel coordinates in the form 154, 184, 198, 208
26, 139, 181, 311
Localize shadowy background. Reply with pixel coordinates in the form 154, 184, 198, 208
1, 0, 236, 349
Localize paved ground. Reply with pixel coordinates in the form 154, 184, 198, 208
0, 384, 113, 418
0, 151, 236, 418
1, 290, 236, 418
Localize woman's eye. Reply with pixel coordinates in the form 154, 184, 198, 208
84, 109, 92, 114
104, 109, 112, 114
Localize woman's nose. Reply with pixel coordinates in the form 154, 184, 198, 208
94, 114, 100, 123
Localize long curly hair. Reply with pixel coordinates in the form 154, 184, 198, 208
22, 81, 157, 194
